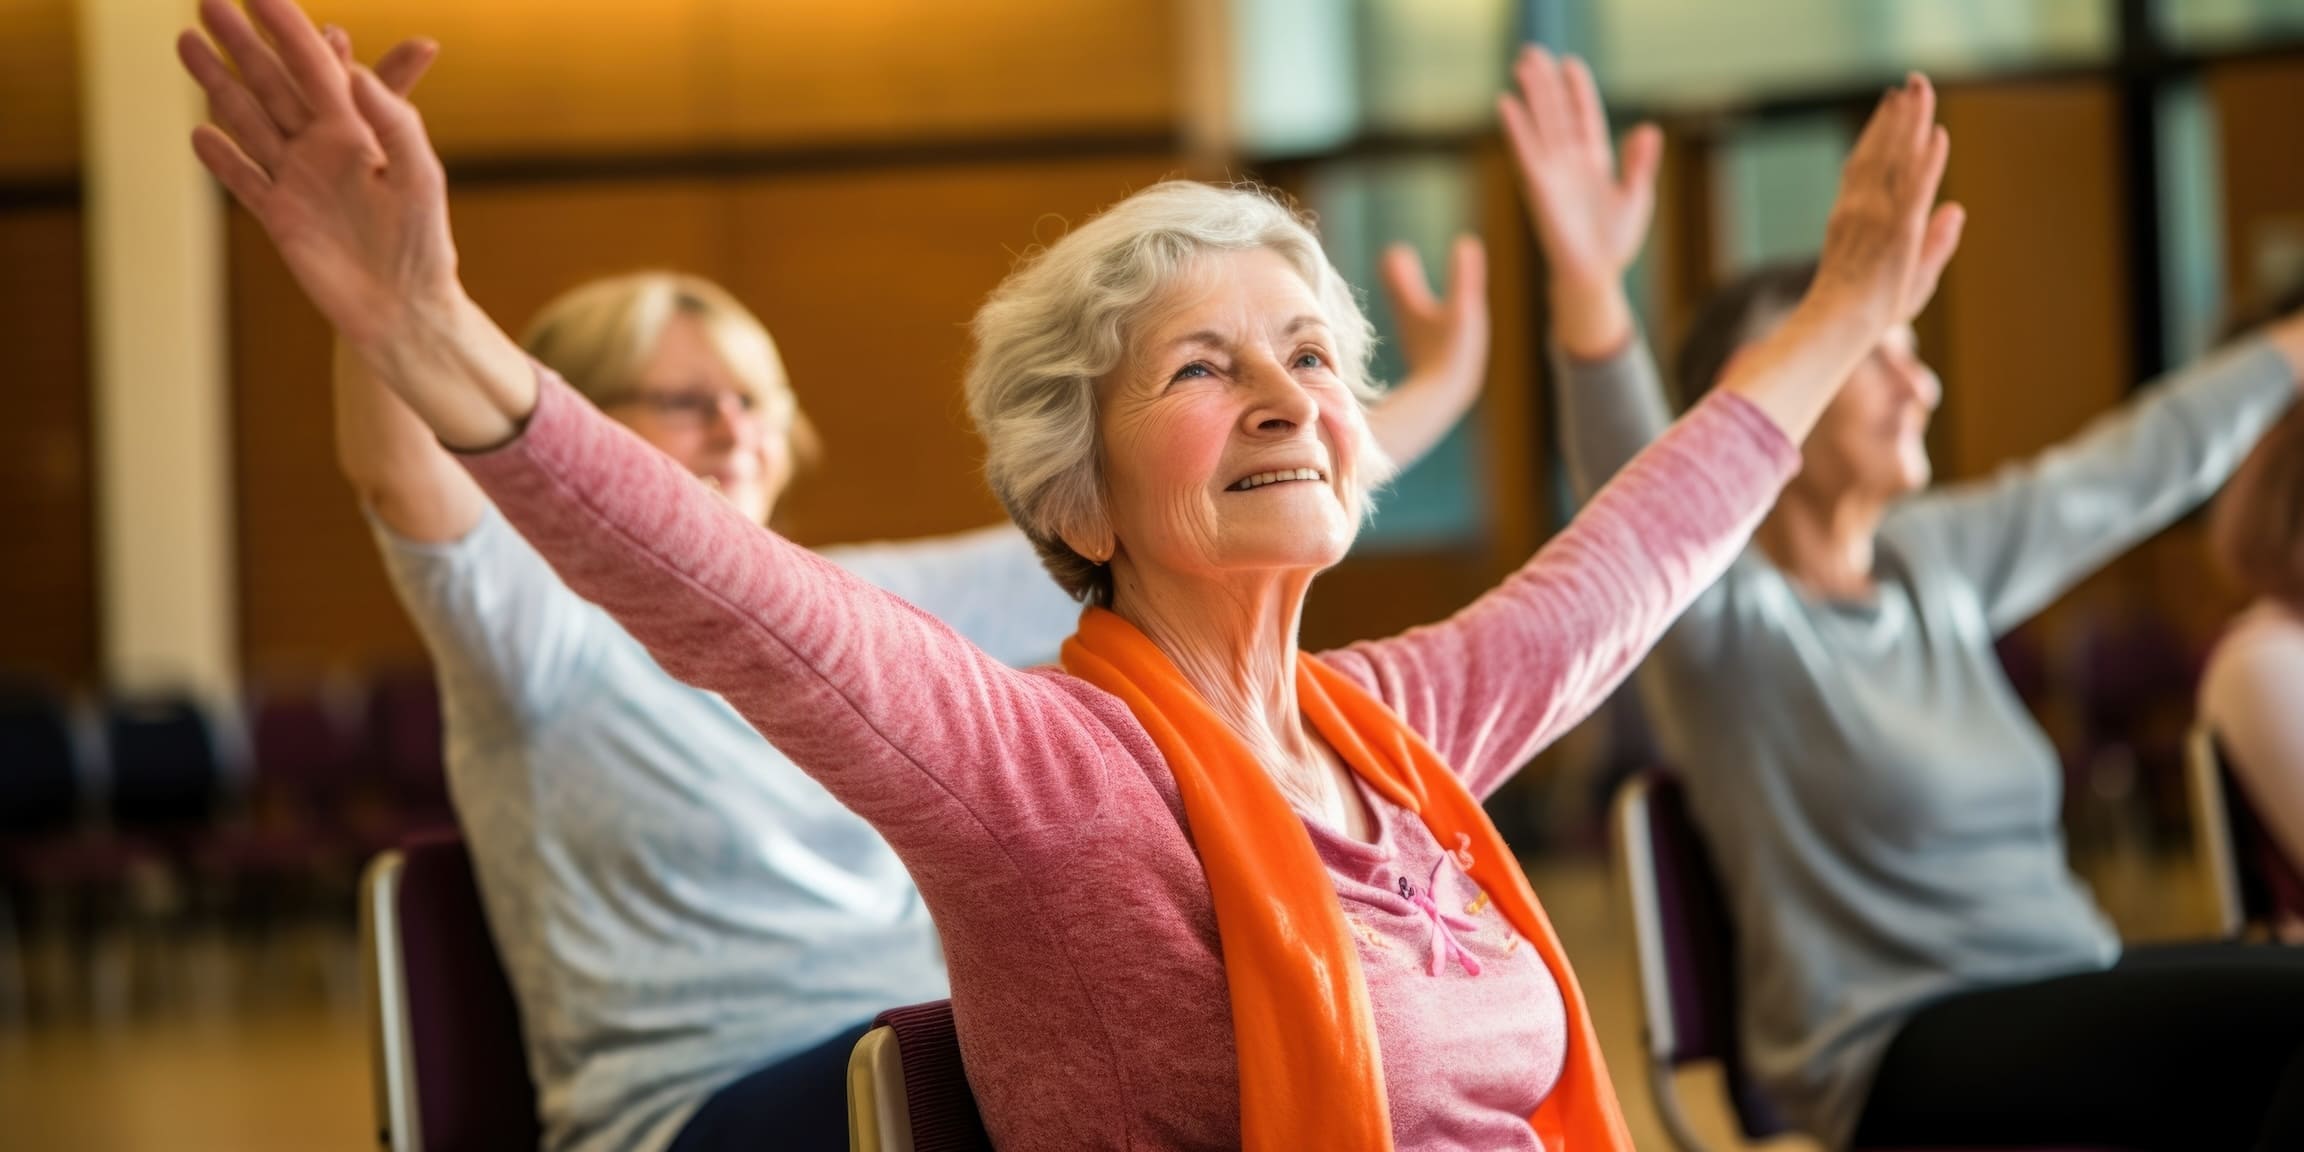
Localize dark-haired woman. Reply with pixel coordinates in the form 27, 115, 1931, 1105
1504, 44, 2304, 1152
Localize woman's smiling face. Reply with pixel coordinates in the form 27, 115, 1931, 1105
1087, 246, 1370, 586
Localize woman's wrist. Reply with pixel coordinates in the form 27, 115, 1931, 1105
1718, 292, 1878, 439
353, 290, 538, 452
1547, 272, 1636, 362
2263, 312, 2304, 386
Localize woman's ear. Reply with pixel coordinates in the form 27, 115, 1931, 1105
1058, 511, 1117, 566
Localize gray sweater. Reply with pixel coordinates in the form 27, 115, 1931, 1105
1556, 336, 2297, 1148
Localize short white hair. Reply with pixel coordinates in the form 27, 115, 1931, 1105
965, 180, 1391, 604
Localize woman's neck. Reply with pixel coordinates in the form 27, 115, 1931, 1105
1108, 558, 1374, 841
1111, 560, 1314, 762
1754, 477, 1891, 601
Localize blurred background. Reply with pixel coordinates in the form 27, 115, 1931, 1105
4, 0, 2304, 1148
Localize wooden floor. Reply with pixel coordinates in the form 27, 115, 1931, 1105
0, 926, 372, 1152
0, 849, 2211, 1152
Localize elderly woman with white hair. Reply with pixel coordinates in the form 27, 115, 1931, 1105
328, 65, 1494, 1152
182, 2, 1957, 1146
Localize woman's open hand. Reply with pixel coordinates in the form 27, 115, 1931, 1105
1365, 237, 1491, 466
178, 0, 457, 352
1809, 74, 1965, 337
1498, 47, 1660, 294
1497, 47, 1658, 358
1712, 77, 1964, 441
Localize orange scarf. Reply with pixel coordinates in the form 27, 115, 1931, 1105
1060, 607, 1632, 1151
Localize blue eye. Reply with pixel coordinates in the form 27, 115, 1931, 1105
1171, 361, 1212, 382
1295, 351, 1327, 369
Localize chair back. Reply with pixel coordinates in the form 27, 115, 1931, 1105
365, 670, 451, 819
362, 830, 539, 1152
847, 999, 990, 1152
250, 686, 361, 813
1611, 771, 1785, 1151
0, 691, 81, 837
105, 693, 221, 837
2189, 727, 2304, 936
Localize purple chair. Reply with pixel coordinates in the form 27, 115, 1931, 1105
846, 999, 991, 1152
2188, 728, 2304, 937
361, 830, 539, 1152
1611, 771, 2127, 1152
250, 686, 364, 823
362, 670, 454, 847
1, 691, 164, 960
196, 688, 363, 897
1610, 771, 1784, 1149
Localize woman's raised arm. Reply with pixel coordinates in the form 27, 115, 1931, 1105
180, 0, 531, 447
181, 0, 1111, 844
1340, 69, 1965, 794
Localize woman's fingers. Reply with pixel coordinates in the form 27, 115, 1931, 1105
1903, 201, 1966, 316
248, 0, 352, 120
190, 123, 273, 211
349, 64, 439, 187
1518, 47, 1569, 151
375, 39, 441, 97
1912, 122, 1950, 214
197, 0, 309, 137
1380, 243, 1440, 322
1448, 234, 1488, 304
178, 31, 285, 170
1562, 55, 1609, 167
1903, 74, 1937, 158
1444, 236, 1490, 353
1618, 122, 1663, 198
322, 23, 441, 100
1498, 93, 1543, 175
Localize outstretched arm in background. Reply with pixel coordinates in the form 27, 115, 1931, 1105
1501, 46, 1967, 477
179, 0, 1106, 846
1355, 58, 1966, 794
1363, 236, 1491, 466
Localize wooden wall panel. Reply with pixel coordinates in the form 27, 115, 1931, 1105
726, 157, 1177, 545
1935, 80, 2128, 482
229, 207, 403, 676
312, 0, 716, 157
450, 184, 738, 342
1928, 79, 2154, 692
308, 0, 1176, 158
1298, 147, 1543, 651
2209, 57, 2304, 316
0, 0, 79, 179
0, 208, 95, 687
707, 0, 1175, 145
230, 163, 1191, 669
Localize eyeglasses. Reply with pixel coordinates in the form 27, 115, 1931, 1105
604, 388, 761, 428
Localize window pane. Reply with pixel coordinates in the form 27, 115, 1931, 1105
1719, 113, 1854, 273
1305, 156, 1489, 550
2158, 0, 2304, 51
1584, 0, 2113, 106
2157, 78, 2226, 363
1360, 0, 1518, 135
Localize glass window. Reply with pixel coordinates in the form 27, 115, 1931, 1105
1718, 112, 1854, 273
2158, 0, 2304, 51
1359, 0, 1519, 135
1579, 0, 2113, 107
2156, 78, 2226, 363
1305, 155, 1490, 551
